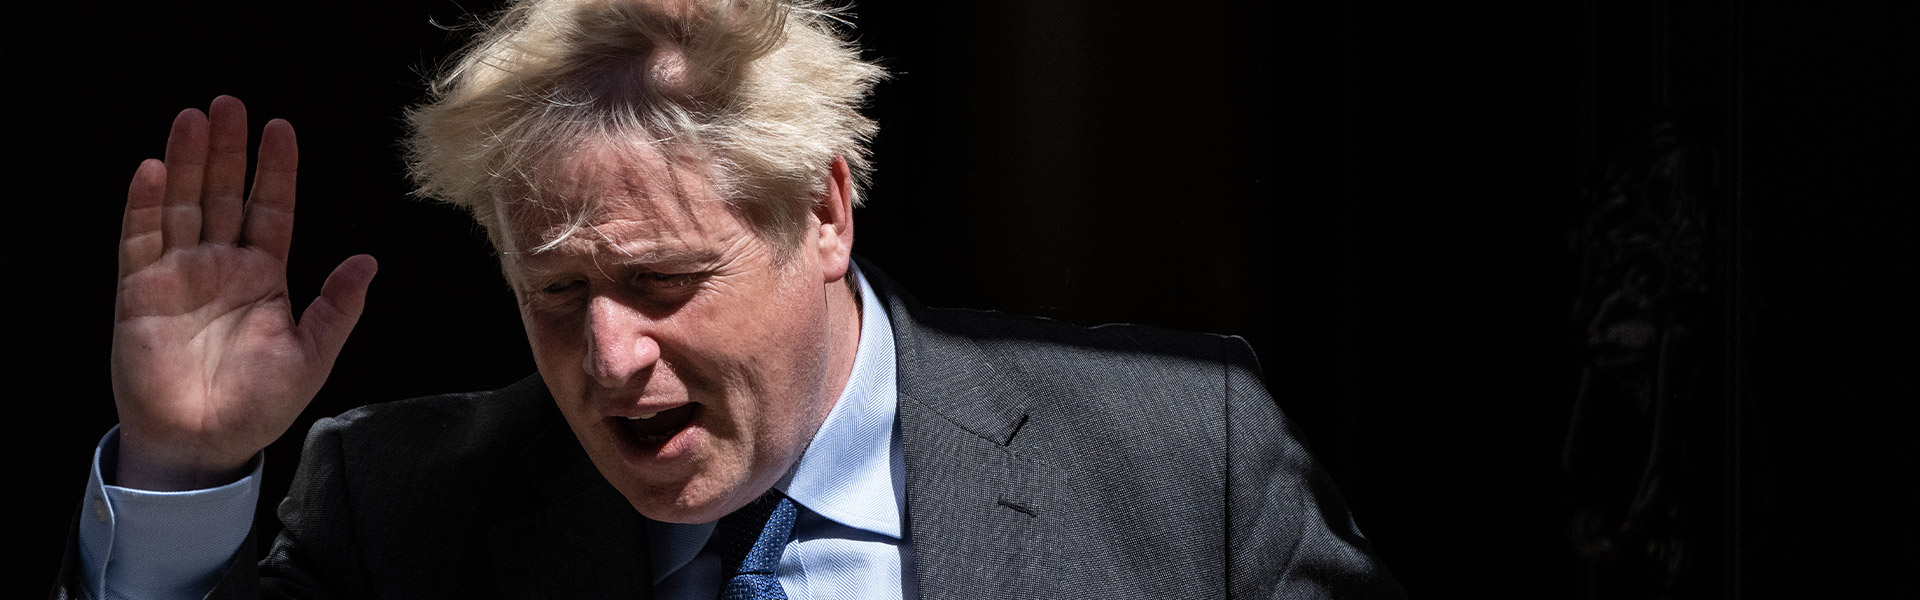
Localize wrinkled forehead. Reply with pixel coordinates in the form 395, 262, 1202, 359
495, 138, 718, 258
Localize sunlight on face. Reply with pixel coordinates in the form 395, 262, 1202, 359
500, 141, 845, 523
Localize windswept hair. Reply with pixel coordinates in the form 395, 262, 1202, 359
404, 0, 886, 252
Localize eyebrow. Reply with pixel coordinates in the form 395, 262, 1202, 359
510, 245, 721, 278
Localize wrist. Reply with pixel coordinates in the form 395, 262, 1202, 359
111, 430, 256, 491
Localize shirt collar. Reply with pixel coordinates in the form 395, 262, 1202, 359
646, 263, 902, 582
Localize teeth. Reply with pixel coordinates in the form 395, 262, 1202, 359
625, 412, 658, 420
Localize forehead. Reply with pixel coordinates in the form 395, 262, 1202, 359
498, 140, 732, 260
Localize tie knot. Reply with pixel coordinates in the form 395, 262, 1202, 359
711, 492, 798, 578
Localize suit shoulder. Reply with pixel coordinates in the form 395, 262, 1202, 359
910, 304, 1258, 376
271, 375, 567, 592
311, 374, 553, 463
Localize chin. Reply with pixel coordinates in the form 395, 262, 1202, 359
616, 471, 757, 524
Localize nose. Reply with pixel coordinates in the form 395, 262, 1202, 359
582, 293, 660, 389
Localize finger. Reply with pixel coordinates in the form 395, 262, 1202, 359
201, 96, 249, 244
297, 254, 378, 366
120, 159, 169, 276
160, 108, 209, 249
241, 118, 299, 262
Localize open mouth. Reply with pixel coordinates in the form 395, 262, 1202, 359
612, 403, 700, 452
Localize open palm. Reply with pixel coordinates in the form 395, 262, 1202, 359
111, 96, 375, 490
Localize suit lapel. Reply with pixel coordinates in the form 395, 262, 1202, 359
488, 396, 652, 599
866, 262, 1067, 600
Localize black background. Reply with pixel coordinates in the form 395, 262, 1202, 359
7, 1, 1913, 597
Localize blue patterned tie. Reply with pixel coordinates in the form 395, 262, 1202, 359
711, 492, 798, 600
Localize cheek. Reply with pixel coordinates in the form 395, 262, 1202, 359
521, 309, 586, 383
747, 275, 835, 408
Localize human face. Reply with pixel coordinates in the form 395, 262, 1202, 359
499, 143, 859, 524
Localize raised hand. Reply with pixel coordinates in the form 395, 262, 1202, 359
111, 96, 376, 491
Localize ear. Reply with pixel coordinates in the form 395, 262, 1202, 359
813, 155, 855, 284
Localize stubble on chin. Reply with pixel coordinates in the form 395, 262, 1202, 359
619, 447, 758, 523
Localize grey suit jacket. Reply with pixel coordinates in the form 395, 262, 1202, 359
57, 264, 1401, 599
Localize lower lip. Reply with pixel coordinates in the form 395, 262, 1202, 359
611, 408, 701, 464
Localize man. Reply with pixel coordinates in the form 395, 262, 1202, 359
57, 0, 1402, 598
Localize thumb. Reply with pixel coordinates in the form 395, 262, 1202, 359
298, 254, 378, 362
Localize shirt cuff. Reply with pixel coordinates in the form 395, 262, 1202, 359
79, 426, 262, 600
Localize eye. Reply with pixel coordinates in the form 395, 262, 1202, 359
538, 280, 583, 295
636, 271, 699, 288
520, 278, 585, 313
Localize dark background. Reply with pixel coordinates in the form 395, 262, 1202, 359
7, 1, 1913, 597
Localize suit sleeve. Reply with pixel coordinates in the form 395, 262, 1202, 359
251, 415, 375, 598
1221, 337, 1405, 600
187, 415, 373, 599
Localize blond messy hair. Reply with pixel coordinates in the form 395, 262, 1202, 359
404, 0, 886, 253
